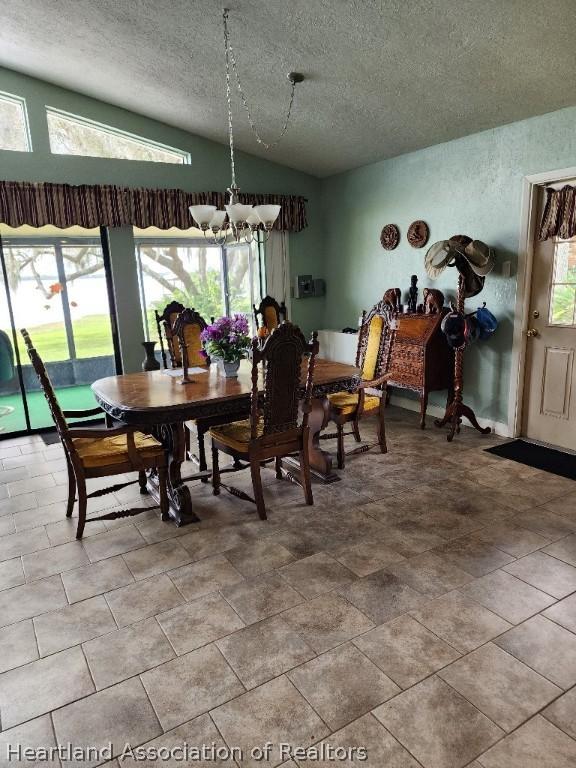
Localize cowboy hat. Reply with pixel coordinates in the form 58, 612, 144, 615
464, 240, 496, 276
424, 235, 473, 280
453, 254, 485, 298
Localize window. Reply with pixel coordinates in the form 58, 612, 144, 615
0, 91, 31, 151
549, 237, 576, 326
46, 108, 190, 164
134, 229, 261, 347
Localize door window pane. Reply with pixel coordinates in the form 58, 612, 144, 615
548, 237, 576, 326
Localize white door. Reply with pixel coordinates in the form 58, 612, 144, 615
523, 216, 576, 450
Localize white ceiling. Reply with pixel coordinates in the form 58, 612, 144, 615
1, 0, 576, 178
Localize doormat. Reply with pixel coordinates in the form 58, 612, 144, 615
485, 439, 576, 481
41, 430, 60, 445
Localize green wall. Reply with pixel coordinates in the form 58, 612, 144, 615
0, 67, 325, 349
320, 106, 576, 428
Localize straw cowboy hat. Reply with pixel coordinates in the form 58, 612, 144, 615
424, 235, 495, 297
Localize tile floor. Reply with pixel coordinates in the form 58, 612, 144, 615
1, 407, 576, 767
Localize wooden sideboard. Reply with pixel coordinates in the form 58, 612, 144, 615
382, 311, 454, 428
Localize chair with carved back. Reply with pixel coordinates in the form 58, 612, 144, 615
253, 295, 288, 335
322, 300, 389, 469
21, 329, 168, 539
210, 322, 319, 520
155, 300, 185, 368
174, 309, 249, 477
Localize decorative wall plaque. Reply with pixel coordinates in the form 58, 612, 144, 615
380, 224, 400, 250
407, 220, 429, 248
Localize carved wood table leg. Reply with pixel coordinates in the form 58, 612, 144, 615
147, 421, 200, 526
282, 395, 340, 483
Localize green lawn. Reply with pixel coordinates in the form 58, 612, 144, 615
0, 385, 100, 433
13, 315, 114, 363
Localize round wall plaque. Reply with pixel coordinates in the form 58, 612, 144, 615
380, 224, 400, 250
407, 220, 429, 248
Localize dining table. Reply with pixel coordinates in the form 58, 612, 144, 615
92, 358, 361, 526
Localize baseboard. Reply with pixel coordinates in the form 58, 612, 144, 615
388, 394, 512, 438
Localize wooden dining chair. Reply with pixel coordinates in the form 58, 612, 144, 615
21, 329, 169, 539
322, 300, 389, 469
253, 295, 287, 334
155, 300, 185, 368
210, 322, 319, 519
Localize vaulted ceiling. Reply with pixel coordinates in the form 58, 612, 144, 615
2, 0, 576, 177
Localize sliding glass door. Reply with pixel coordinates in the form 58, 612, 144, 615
0, 225, 120, 437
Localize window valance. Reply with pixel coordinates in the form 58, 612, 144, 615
0, 181, 307, 233
538, 185, 576, 241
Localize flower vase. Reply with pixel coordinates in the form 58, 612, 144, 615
218, 359, 240, 378
141, 341, 160, 372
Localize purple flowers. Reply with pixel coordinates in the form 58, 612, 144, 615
201, 314, 251, 362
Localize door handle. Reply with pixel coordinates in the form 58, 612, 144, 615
526, 328, 539, 338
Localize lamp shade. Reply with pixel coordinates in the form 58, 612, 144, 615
246, 212, 261, 226
189, 205, 217, 227
254, 204, 281, 227
225, 203, 253, 224
209, 210, 227, 230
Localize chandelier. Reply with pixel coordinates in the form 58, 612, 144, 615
189, 8, 304, 245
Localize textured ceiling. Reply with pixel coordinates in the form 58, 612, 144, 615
1, 0, 576, 177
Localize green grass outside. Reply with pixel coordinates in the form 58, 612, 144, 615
11, 315, 114, 363
0, 384, 100, 434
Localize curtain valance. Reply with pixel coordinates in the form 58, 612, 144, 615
538, 185, 576, 241
0, 181, 308, 233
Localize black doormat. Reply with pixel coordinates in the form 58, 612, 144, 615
485, 439, 576, 481
41, 430, 60, 445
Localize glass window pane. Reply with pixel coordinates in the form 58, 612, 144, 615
47, 109, 189, 163
225, 243, 256, 327
0, 92, 31, 151
551, 241, 576, 284
549, 284, 576, 326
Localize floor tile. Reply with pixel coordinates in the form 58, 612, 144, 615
45, 517, 108, 546
543, 592, 576, 633
220, 573, 303, 624
83, 616, 175, 690
211, 675, 329, 768
0, 574, 67, 628
503, 551, 576, 598
0, 515, 15, 537
543, 533, 576, 567
365, 519, 446, 557
156, 593, 245, 655
0, 557, 24, 592
22, 540, 89, 582
288, 643, 400, 730
61, 555, 134, 603
0, 527, 50, 563
0, 619, 38, 673
0, 646, 94, 729
0, 715, 60, 768
353, 614, 460, 688
167, 554, 244, 601
434, 538, 515, 577
438, 643, 561, 731
543, 687, 576, 740
178, 524, 252, 561
374, 675, 503, 768
278, 552, 355, 598
8, 475, 56, 497
33, 595, 116, 656
411, 591, 511, 653
472, 521, 550, 557
0, 492, 37, 517
216, 614, 315, 689
118, 713, 237, 768
121, 538, 191, 580
331, 539, 406, 577
307, 713, 420, 768
105, 573, 183, 627
386, 551, 475, 597
511, 509, 576, 541
477, 715, 576, 768
82, 524, 147, 563
141, 643, 244, 731
459, 569, 556, 624
224, 538, 295, 578
339, 569, 428, 624
495, 615, 576, 689
281, 591, 374, 653
52, 677, 162, 768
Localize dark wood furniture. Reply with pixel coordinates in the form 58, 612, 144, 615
253, 295, 287, 333
21, 329, 168, 539
323, 300, 388, 469
382, 301, 454, 428
155, 300, 185, 369
92, 358, 361, 526
210, 323, 319, 519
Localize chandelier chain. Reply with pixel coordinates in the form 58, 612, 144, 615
223, 9, 236, 188
223, 8, 297, 151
